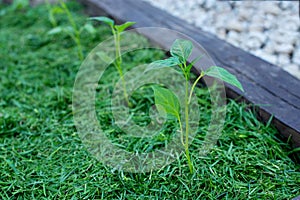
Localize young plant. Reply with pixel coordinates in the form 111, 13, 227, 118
47, 0, 96, 61
45, 0, 58, 27
90, 17, 135, 106
151, 39, 244, 173
10, 0, 29, 11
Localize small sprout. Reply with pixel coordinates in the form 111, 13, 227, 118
46, 0, 86, 61
90, 16, 136, 106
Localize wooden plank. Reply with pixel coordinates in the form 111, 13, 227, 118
80, 0, 300, 148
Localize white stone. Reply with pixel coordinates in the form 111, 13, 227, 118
264, 20, 275, 30
269, 31, 299, 45
248, 24, 264, 32
249, 32, 267, 44
277, 54, 291, 66
216, 28, 226, 39
215, 2, 231, 13
260, 52, 278, 64
263, 3, 281, 15
275, 44, 294, 54
253, 49, 263, 57
268, 32, 282, 43
265, 14, 275, 22
280, 20, 299, 32
251, 14, 264, 24
280, 2, 292, 10
196, 0, 206, 5
296, 38, 300, 47
293, 48, 300, 65
284, 32, 299, 45
227, 38, 240, 48
194, 17, 205, 27
246, 39, 261, 50
245, 32, 266, 50
238, 8, 253, 20
227, 31, 239, 40
226, 20, 244, 32
263, 41, 275, 54
204, 0, 215, 9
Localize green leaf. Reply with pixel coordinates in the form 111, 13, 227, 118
170, 39, 193, 62
152, 85, 180, 118
115, 21, 136, 32
64, 26, 75, 35
204, 66, 244, 92
89, 16, 114, 27
147, 57, 181, 72
11, 0, 29, 10
82, 23, 96, 34
186, 55, 203, 79
50, 6, 64, 14
47, 27, 63, 35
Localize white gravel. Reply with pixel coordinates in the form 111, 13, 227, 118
143, 0, 300, 79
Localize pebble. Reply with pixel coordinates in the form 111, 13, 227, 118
246, 38, 261, 50
226, 19, 244, 32
204, 0, 215, 9
263, 3, 281, 15
263, 41, 276, 54
280, 2, 292, 10
216, 28, 226, 39
293, 49, 300, 65
270, 31, 298, 45
275, 44, 294, 54
238, 8, 253, 20
248, 24, 264, 32
144, 0, 300, 79
227, 31, 240, 41
277, 54, 291, 66
250, 32, 267, 44
281, 19, 299, 31
269, 32, 284, 44
260, 52, 278, 64
263, 19, 275, 30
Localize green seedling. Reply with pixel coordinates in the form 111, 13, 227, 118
11, 0, 29, 10
47, 0, 96, 61
90, 16, 135, 106
45, 0, 58, 27
0, 0, 29, 14
151, 39, 244, 173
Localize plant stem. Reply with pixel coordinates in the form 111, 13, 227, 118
59, 0, 76, 29
188, 71, 204, 104
184, 62, 193, 173
112, 29, 131, 107
59, 0, 84, 61
74, 35, 84, 61
177, 115, 184, 146
45, 0, 57, 27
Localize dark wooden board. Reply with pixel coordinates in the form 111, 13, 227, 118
80, 0, 300, 148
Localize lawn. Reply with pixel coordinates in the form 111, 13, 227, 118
0, 1, 299, 199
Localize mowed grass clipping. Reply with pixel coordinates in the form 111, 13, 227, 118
0, 2, 299, 199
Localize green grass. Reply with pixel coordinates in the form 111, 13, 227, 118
0, 2, 299, 199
